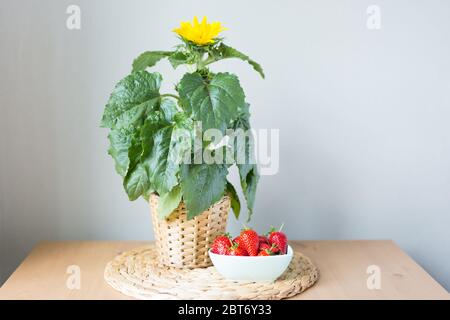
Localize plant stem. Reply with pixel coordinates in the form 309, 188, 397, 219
160, 93, 180, 100
202, 56, 217, 67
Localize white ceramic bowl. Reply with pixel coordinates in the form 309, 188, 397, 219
209, 245, 293, 282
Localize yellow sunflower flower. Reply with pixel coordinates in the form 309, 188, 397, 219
173, 16, 226, 46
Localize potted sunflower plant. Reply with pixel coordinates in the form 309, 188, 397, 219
101, 17, 264, 268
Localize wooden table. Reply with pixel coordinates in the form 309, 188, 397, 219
0, 240, 448, 300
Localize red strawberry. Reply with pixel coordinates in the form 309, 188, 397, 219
258, 243, 279, 256
259, 236, 269, 245
270, 245, 280, 254
211, 234, 232, 255
232, 236, 248, 255
259, 243, 271, 251
227, 243, 248, 256
268, 227, 288, 254
239, 228, 259, 256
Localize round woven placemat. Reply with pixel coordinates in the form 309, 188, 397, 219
104, 245, 319, 300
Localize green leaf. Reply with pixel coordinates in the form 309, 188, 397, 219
132, 51, 172, 72
123, 164, 150, 201
177, 72, 245, 132
233, 113, 259, 221
114, 98, 159, 130
107, 128, 134, 177
237, 102, 251, 120
159, 98, 179, 123
140, 112, 165, 159
157, 185, 183, 219
180, 164, 228, 219
107, 107, 168, 180
101, 71, 162, 128
168, 51, 191, 69
169, 124, 192, 165
239, 164, 259, 221
146, 127, 179, 195
173, 111, 193, 129
127, 133, 144, 172
233, 112, 254, 177
226, 182, 241, 219
210, 43, 265, 78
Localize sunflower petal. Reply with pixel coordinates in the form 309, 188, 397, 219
173, 16, 226, 45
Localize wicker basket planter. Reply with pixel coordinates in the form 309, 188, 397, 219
150, 193, 230, 268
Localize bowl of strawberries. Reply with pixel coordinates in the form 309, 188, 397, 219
209, 226, 292, 282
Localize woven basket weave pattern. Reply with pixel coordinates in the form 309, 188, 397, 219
150, 194, 230, 268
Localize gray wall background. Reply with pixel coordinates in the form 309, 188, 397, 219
1, 0, 449, 290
